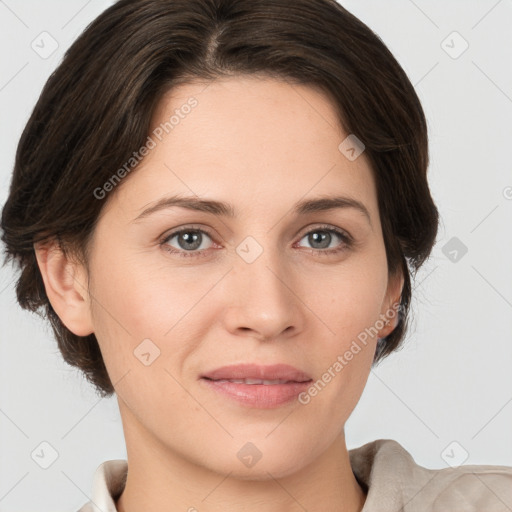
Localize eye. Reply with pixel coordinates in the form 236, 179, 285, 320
296, 225, 352, 255
161, 227, 215, 258
160, 224, 353, 258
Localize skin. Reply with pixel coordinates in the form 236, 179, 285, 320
35, 76, 403, 512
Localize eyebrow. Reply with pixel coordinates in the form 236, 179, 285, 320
134, 194, 372, 227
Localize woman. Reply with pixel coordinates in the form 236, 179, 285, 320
1, 0, 511, 510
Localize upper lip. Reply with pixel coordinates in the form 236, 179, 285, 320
201, 364, 312, 382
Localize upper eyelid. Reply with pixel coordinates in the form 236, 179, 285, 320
301, 224, 350, 236
163, 224, 226, 244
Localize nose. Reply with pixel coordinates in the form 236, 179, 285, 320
220, 244, 306, 342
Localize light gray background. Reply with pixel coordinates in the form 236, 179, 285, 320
1, 1, 511, 510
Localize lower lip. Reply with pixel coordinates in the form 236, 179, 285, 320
200, 378, 312, 408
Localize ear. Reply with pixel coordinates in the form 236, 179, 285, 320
377, 270, 404, 339
34, 239, 94, 337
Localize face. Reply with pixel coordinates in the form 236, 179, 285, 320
81, 76, 402, 479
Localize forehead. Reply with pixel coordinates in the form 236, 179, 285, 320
152, 75, 347, 158
108, 76, 379, 223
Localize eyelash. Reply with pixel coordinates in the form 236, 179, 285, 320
159, 224, 353, 259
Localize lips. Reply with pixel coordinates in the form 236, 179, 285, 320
200, 364, 313, 408
200, 363, 312, 383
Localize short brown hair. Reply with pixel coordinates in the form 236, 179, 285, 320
1, 0, 439, 397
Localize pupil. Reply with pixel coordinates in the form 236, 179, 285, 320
180, 231, 201, 250
310, 231, 330, 249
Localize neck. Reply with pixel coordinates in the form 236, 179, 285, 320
115, 403, 367, 512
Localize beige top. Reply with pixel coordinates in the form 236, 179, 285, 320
77, 438, 512, 511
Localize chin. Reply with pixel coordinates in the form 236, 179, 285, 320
207, 440, 314, 481
224, 460, 306, 482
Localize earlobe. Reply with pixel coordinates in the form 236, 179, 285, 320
34, 240, 94, 337
378, 271, 405, 339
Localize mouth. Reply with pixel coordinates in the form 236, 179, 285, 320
201, 377, 309, 385
199, 364, 313, 408
200, 363, 312, 383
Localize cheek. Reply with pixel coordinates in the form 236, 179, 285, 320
87, 247, 219, 373
301, 251, 387, 400
310, 252, 388, 340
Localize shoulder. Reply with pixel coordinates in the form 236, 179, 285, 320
76, 459, 128, 512
349, 438, 512, 511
